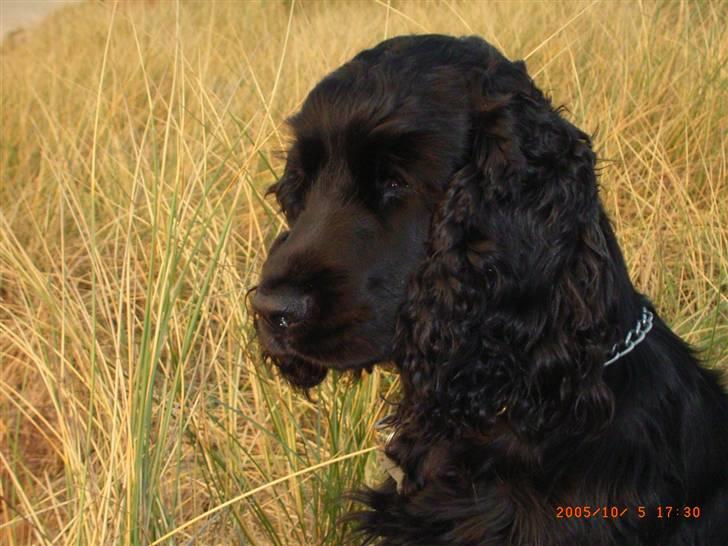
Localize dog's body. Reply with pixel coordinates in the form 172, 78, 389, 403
253, 35, 728, 545
355, 317, 728, 545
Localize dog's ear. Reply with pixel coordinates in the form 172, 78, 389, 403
398, 59, 618, 441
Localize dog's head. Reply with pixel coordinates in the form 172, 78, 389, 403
253, 35, 475, 387
254, 34, 626, 436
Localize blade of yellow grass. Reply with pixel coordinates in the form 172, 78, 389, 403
523, 0, 600, 61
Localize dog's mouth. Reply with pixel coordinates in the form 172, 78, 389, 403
264, 353, 330, 389
263, 351, 383, 389
256, 317, 386, 389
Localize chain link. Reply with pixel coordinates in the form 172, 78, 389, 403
603, 307, 654, 367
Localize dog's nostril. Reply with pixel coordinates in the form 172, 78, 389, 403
252, 288, 313, 330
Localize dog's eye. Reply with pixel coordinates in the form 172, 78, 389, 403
380, 176, 408, 196
386, 178, 405, 190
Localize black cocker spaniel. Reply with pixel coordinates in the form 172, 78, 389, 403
252, 35, 728, 546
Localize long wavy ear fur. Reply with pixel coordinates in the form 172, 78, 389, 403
397, 58, 628, 444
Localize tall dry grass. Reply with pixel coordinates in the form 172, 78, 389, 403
0, 1, 726, 544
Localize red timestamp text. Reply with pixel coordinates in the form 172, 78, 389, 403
555, 506, 702, 519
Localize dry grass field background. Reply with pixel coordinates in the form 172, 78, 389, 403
1, 1, 726, 544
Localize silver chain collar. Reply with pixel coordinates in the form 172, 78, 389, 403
603, 306, 654, 367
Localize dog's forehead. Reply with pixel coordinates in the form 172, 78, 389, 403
283, 37, 509, 197
291, 59, 469, 142
287, 70, 470, 193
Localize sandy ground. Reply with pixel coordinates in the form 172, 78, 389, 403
1, 0, 80, 41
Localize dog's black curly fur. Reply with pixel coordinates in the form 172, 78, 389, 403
253, 35, 728, 545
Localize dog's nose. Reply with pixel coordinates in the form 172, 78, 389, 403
252, 287, 313, 330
